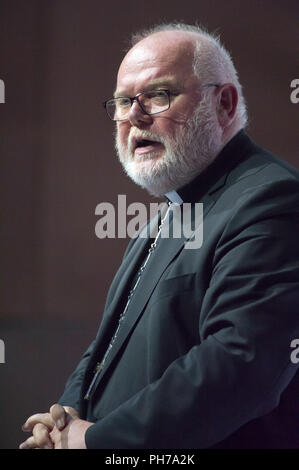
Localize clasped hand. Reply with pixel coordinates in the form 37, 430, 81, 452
19, 403, 93, 449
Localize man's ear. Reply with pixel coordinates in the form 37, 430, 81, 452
216, 84, 238, 128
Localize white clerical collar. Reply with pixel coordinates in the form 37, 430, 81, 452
164, 190, 184, 205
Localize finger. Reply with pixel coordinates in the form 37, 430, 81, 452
63, 406, 79, 419
19, 436, 37, 449
32, 423, 53, 449
19, 436, 52, 449
50, 403, 67, 430
22, 412, 55, 432
19, 434, 52, 449
19, 436, 35, 449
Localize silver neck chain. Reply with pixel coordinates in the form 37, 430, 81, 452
84, 203, 171, 400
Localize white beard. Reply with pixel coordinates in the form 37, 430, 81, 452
115, 93, 223, 197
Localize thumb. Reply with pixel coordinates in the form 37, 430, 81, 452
50, 403, 67, 430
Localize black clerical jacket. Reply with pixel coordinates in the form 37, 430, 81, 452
59, 131, 299, 448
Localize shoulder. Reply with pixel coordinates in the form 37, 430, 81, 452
222, 133, 299, 213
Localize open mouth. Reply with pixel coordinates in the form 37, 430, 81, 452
133, 137, 163, 155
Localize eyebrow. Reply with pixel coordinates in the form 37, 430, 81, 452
113, 78, 180, 98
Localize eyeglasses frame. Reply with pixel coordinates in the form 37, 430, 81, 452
103, 83, 221, 121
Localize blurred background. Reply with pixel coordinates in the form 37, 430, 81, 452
0, 0, 298, 449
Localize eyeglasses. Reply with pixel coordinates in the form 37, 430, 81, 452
103, 83, 220, 121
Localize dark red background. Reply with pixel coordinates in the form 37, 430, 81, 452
0, 0, 298, 448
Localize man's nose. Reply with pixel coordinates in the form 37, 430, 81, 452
128, 100, 153, 127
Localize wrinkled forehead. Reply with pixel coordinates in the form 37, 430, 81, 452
116, 33, 199, 95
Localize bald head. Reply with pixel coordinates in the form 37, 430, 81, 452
117, 31, 201, 100
127, 28, 211, 77
122, 29, 204, 69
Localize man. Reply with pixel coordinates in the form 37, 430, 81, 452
20, 23, 299, 449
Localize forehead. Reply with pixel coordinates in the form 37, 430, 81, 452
115, 32, 198, 95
